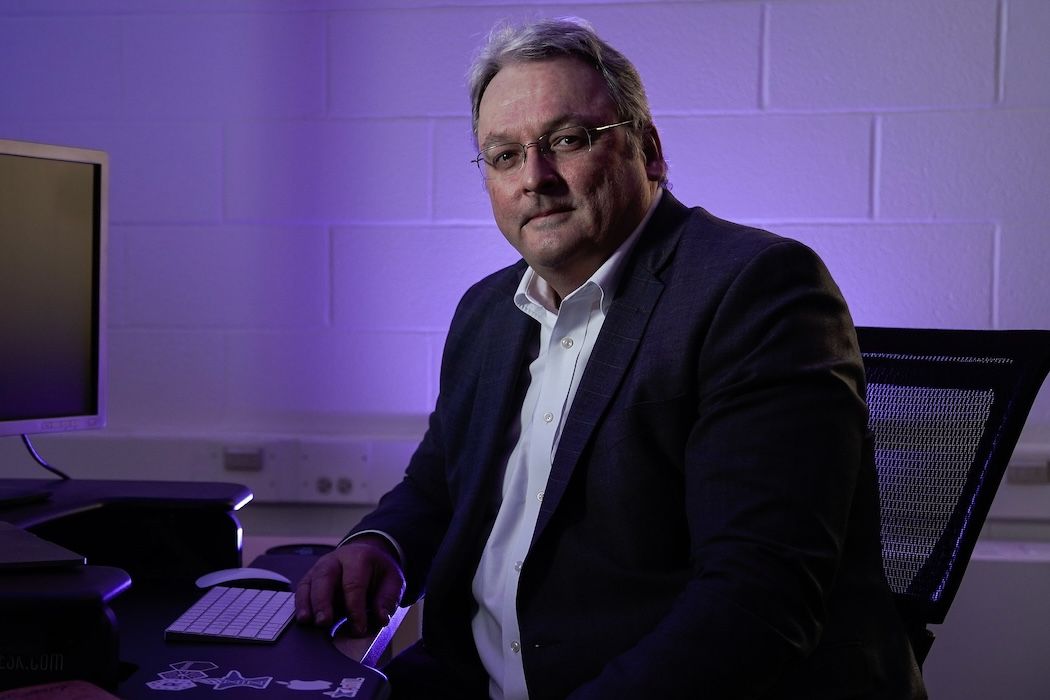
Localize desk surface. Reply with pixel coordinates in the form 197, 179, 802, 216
112, 553, 390, 699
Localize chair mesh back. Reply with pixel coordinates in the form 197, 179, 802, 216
867, 383, 994, 601
857, 328, 1050, 627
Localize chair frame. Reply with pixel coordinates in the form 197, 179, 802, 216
856, 326, 1050, 664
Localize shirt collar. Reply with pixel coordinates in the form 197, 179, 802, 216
515, 187, 663, 315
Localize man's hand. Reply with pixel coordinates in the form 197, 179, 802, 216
294, 534, 406, 637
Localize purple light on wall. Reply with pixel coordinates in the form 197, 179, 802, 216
0, 2, 1046, 435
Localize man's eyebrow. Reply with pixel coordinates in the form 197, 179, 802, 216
479, 113, 601, 149
479, 131, 516, 149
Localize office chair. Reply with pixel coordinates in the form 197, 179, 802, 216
855, 327, 1050, 667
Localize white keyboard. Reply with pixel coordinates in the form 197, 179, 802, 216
165, 586, 296, 643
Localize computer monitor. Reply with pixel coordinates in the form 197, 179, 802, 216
0, 138, 108, 440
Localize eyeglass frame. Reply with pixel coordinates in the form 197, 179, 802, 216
471, 119, 634, 175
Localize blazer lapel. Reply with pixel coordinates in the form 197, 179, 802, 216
455, 266, 538, 534
531, 192, 691, 542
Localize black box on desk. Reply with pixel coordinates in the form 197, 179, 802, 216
4, 479, 251, 586
0, 566, 130, 691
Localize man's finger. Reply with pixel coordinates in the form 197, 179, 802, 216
298, 555, 341, 626
341, 563, 374, 636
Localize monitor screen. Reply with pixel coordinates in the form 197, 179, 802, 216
0, 139, 108, 437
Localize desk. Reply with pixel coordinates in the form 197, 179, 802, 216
0, 479, 391, 699
112, 553, 389, 699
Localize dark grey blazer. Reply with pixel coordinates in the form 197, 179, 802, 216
352, 191, 926, 699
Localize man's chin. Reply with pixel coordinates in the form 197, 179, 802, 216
522, 241, 582, 276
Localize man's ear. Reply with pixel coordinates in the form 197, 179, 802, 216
642, 125, 667, 183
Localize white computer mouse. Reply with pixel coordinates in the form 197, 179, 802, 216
195, 566, 292, 591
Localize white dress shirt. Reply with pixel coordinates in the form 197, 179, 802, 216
471, 190, 662, 700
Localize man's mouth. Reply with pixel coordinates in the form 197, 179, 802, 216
525, 207, 572, 226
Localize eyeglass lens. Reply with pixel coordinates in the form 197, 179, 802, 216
477, 125, 592, 174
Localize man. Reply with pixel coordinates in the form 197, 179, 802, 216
296, 17, 927, 700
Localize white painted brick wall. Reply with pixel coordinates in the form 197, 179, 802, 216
224, 119, 431, 222
660, 113, 873, 219
0, 0, 1047, 448
122, 225, 330, 328
574, 3, 764, 111
769, 0, 998, 109
128, 13, 327, 119
1005, 0, 1050, 106
880, 110, 1050, 220
332, 225, 520, 330
778, 222, 997, 329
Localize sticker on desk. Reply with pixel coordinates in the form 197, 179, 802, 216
197, 669, 273, 690
148, 661, 219, 691
321, 678, 365, 697
276, 680, 332, 691
157, 660, 218, 682
144, 660, 365, 695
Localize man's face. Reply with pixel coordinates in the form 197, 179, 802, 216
476, 57, 660, 298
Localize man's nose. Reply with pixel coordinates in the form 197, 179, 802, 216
521, 143, 559, 190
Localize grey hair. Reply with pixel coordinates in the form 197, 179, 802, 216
467, 17, 666, 183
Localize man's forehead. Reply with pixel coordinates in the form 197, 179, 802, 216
476, 57, 614, 142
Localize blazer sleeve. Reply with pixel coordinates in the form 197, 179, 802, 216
346, 416, 452, 604
344, 265, 526, 605
569, 239, 872, 698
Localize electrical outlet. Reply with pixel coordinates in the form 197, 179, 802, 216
296, 439, 371, 503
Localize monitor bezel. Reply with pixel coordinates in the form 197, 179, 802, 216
0, 138, 109, 438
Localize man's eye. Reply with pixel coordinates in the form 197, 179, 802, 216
549, 130, 586, 152
488, 148, 521, 170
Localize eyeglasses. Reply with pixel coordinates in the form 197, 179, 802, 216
471, 120, 632, 176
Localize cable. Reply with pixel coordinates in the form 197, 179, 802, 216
21, 434, 72, 480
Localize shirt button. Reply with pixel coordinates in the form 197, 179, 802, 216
543, 412, 554, 423
537, 491, 544, 502
514, 560, 523, 572
510, 641, 521, 654
560, 337, 574, 349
